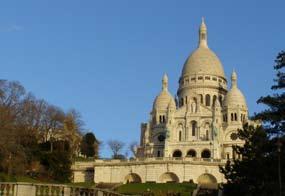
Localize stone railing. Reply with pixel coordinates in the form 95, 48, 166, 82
92, 157, 227, 163
0, 182, 125, 196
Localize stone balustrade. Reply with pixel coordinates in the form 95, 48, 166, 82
72, 157, 227, 170
0, 182, 124, 196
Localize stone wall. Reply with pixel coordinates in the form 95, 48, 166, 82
73, 158, 226, 184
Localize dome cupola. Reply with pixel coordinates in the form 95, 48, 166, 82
153, 74, 176, 111
224, 70, 247, 109
181, 18, 225, 79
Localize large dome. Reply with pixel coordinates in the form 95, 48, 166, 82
182, 47, 225, 78
181, 18, 225, 79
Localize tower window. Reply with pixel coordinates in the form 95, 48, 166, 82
234, 113, 237, 121
191, 121, 197, 136
219, 96, 223, 106
180, 98, 184, 106
157, 150, 161, 157
206, 94, 211, 106
179, 131, 182, 141
226, 153, 230, 159
213, 95, 217, 106
231, 113, 234, 121
200, 94, 203, 104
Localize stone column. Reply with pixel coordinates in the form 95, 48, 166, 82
16, 183, 36, 196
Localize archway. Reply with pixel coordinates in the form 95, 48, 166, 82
186, 149, 196, 157
197, 173, 217, 184
159, 172, 179, 183
124, 173, 142, 184
172, 150, 182, 158
201, 149, 211, 158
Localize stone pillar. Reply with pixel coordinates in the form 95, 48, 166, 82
16, 183, 36, 196
64, 186, 71, 196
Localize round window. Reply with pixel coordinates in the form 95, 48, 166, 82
158, 134, 166, 142
230, 133, 238, 140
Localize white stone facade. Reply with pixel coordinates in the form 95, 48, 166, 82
137, 19, 249, 161
73, 19, 253, 184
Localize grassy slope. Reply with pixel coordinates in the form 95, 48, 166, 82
0, 173, 39, 183
116, 183, 197, 196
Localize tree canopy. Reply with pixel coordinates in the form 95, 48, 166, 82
220, 51, 285, 196
0, 79, 86, 182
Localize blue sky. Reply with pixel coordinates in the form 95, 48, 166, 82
0, 1, 284, 157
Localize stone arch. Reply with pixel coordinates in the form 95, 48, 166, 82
186, 149, 196, 157
159, 172, 179, 183
197, 173, 217, 185
172, 150, 182, 157
124, 173, 142, 184
201, 149, 211, 158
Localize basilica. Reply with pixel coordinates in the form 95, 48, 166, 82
136, 18, 249, 160
73, 19, 254, 184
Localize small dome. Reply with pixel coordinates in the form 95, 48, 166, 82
224, 71, 247, 108
153, 74, 176, 110
182, 47, 225, 78
153, 90, 176, 111
224, 87, 247, 108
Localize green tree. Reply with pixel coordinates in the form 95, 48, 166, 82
40, 151, 72, 182
80, 132, 99, 158
220, 51, 285, 196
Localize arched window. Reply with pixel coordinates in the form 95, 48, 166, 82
201, 149, 211, 158
187, 149, 197, 157
212, 95, 217, 106
162, 115, 166, 123
231, 113, 234, 121
205, 130, 209, 140
191, 121, 197, 136
180, 98, 184, 106
219, 96, 223, 106
234, 113, 237, 121
226, 153, 230, 159
200, 94, 203, 104
173, 150, 182, 158
206, 94, 211, 106
179, 131, 182, 141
